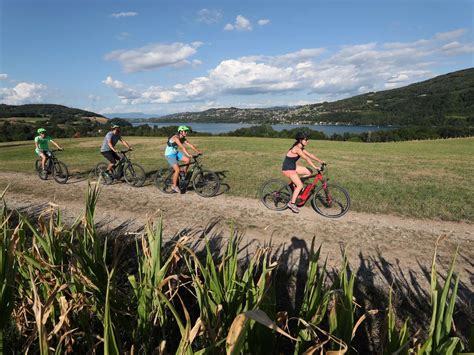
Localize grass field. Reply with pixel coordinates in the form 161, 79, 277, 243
0, 136, 473, 222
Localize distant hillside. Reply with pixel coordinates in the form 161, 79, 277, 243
0, 104, 108, 142
0, 104, 106, 122
152, 68, 474, 126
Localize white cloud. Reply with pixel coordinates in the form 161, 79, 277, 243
384, 70, 432, 89
209, 60, 299, 94
88, 94, 101, 102
103, 76, 125, 89
224, 15, 252, 31
110, 12, 138, 18
197, 9, 222, 24
0, 82, 47, 105
434, 28, 467, 41
441, 41, 474, 55
103, 28, 473, 106
116, 32, 131, 41
105, 42, 203, 73
0, 74, 8, 80
272, 48, 326, 66
258, 19, 270, 26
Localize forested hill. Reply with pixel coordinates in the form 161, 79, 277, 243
152, 68, 474, 126
0, 104, 105, 121
0, 104, 109, 142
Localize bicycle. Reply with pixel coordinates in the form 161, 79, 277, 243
35, 149, 69, 184
95, 150, 146, 187
259, 164, 350, 218
155, 154, 220, 197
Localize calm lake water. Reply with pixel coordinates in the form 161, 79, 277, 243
132, 122, 394, 135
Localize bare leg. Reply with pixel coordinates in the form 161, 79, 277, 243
181, 155, 190, 174
172, 164, 180, 188
39, 152, 47, 170
296, 165, 312, 178
283, 171, 303, 204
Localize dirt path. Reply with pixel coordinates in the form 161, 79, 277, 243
1, 171, 473, 290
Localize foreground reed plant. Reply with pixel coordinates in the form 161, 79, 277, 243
0, 183, 469, 354
293, 238, 331, 354
0, 186, 21, 353
382, 291, 409, 355
416, 242, 463, 354
128, 217, 190, 353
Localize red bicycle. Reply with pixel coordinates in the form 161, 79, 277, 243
259, 164, 350, 218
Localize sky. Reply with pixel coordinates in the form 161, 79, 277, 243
0, 0, 473, 116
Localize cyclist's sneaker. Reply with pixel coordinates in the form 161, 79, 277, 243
287, 203, 300, 213
40, 169, 48, 178
171, 186, 180, 193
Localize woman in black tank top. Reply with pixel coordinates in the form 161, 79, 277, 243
281, 132, 325, 213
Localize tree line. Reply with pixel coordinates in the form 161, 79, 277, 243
1, 119, 472, 143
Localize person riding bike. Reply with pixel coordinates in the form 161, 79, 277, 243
164, 125, 202, 193
34, 128, 63, 173
282, 131, 325, 213
100, 125, 133, 177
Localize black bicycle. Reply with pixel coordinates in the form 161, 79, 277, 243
155, 154, 220, 197
95, 150, 146, 187
35, 149, 69, 184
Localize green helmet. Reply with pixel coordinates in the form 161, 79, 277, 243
178, 125, 190, 132
111, 124, 120, 129
37, 128, 46, 134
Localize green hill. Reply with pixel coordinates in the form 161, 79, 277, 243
152, 68, 474, 126
0, 104, 107, 142
0, 104, 106, 123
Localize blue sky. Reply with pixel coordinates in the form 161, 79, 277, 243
1, 0, 473, 116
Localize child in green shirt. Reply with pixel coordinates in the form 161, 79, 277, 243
34, 128, 63, 171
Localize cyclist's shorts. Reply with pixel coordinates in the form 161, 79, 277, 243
165, 152, 184, 166
101, 151, 120, 164
35, 149, 51, 157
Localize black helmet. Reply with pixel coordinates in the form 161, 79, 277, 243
295, 131, 310, 142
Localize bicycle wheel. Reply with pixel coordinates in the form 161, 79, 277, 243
192, 170, 220, 197
259, 179, 292, 211
94, 162, 108, 177
35, 159, 48, 180
124, 163, 146, 187
52, 160, 69, 184
95, 162, 113, 185
311, 183, 350, 218
155, 168, 174, 193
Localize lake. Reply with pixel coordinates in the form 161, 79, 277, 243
132, 122, 394, 135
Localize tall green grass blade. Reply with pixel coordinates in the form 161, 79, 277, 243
418, 244, 463, 354
103, 268, 119, 355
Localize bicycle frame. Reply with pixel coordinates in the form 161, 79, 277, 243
111, 150, 132, 177
175, 155, 203, 186
294, 168, 329, 206
41, 150, 59, 170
